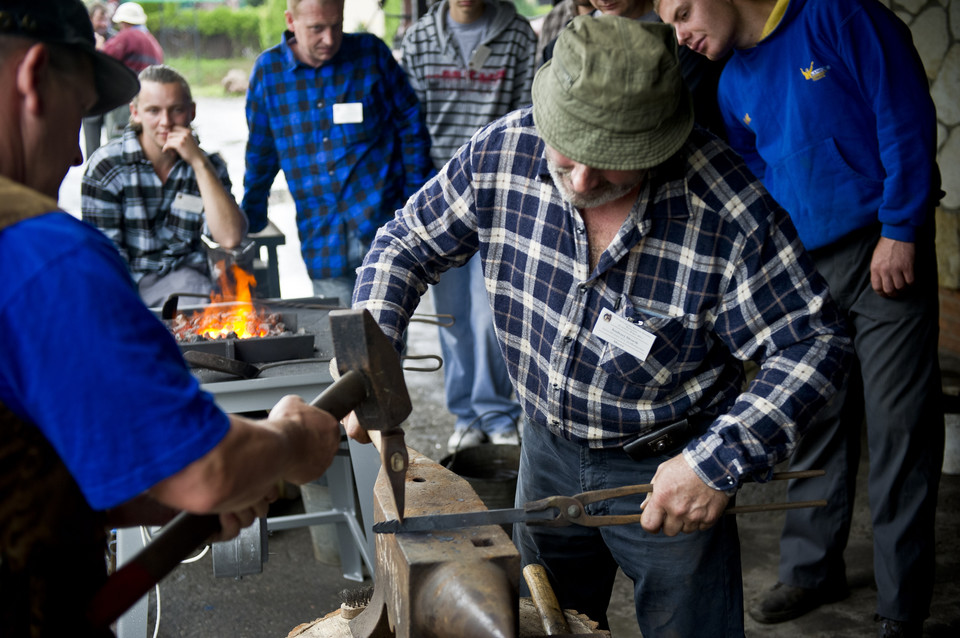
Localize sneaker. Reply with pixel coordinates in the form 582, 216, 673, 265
488, 431, 520, 446
447, 428, 487, 454
876, 615, 923, 638
748, 581, 849, 624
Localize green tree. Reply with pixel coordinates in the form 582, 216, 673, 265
258, 0, 289, 50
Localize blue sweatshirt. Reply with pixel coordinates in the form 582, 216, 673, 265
718, 0, 939, 251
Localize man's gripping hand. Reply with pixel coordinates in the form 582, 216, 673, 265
640, 455, 731, 536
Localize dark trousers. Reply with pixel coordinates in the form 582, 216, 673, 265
514, 419, 745, 637
779, 225, 944, 622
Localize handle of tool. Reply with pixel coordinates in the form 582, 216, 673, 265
88, 512, 221, 628
726, 499, 828, 515
88, 371, 369, 629
524, 564, 571, 635
309, 369, 367, 421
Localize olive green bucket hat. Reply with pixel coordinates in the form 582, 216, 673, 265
532, 16, 693, 171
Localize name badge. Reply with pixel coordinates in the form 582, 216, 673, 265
333, 102, 364, 124
592, 308, 656, 362
173, 192, 204, 214
469, 45, 491, 70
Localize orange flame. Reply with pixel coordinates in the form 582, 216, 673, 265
170, 261, 285, 341
195, 262, 264, 339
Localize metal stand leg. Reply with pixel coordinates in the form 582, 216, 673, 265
264, 433, 380, 581
115, 527, 148, 638
348, 436, 380, 570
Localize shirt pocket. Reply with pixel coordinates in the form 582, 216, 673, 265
596, 302, 686, 393
166, 195, 205, 243
336, 90, 385, 146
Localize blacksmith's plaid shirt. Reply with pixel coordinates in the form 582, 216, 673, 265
354, 108, 852, 491
81, 127, 234, 283
242, 32, 434, 279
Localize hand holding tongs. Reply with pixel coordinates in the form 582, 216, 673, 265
374, 470, 827, 534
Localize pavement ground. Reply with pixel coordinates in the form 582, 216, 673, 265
58, 97, 960, 638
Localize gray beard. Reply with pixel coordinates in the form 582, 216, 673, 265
546, 160, 640, 209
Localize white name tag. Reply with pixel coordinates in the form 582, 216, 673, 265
333, 102, 364, 124
592, 308, 656, 362
173, 192, 204, 214
469, 44, 491, 70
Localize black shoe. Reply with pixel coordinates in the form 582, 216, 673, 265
876, 615, 923, 638
748, 581, 850, 624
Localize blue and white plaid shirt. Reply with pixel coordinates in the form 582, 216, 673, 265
242, 31, 434, 279
81, 127, 233, 282
354, 108, 852, 491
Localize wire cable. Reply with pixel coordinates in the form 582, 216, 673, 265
137, 524, 210, 637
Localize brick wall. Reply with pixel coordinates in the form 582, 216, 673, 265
941, 287, 960, 355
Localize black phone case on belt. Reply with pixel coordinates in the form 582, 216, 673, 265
623, 418, 695, 461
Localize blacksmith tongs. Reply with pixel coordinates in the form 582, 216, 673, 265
373, 470, 827, 534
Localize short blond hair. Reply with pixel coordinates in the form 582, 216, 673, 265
287, 0, 344, 14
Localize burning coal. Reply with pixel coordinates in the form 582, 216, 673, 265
169, 261, 288, 341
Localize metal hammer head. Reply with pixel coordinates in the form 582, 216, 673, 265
329, 308, 411, 431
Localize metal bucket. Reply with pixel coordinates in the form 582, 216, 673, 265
440, 443, 520, 512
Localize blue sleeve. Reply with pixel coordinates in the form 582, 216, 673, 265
0, 215, 230, 510
380, 39, 435, 198
241, 59, 280, 233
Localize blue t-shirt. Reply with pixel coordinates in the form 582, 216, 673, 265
0, 212, 230, 510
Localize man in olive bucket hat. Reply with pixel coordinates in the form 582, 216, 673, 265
349, 15, 851, 636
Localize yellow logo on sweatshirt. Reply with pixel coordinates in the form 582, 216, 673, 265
801, 61, 828, 81
743, 113, 752, 126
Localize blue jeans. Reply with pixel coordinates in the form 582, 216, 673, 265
513, 419, 745, 637
311, 229, 367, 307
431, 254, 520, 435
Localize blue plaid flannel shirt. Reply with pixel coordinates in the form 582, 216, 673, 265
242, 32, 434, 279
81, 127, 233, 283
354, 108, 852, 491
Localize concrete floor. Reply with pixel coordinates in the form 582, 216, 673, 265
60, 98, 960, 638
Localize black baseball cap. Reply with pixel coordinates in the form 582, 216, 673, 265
0, 0, 139, 115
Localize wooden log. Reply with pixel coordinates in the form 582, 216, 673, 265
286, 598, 608, 637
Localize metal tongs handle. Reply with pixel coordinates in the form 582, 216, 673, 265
525, 470, 827, 527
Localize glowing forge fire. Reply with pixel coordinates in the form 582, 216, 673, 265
169, 261, 287, 341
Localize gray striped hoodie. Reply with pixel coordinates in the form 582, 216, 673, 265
400, 0, 537, 169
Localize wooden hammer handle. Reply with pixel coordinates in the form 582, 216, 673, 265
524, 563, 572, 635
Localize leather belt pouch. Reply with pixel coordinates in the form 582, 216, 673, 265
623, 418, 700, 461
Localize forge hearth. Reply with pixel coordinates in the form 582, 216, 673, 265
162, 300, 316, 364
175, 330, 315, 364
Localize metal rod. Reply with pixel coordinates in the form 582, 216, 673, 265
727, 499, 828, 515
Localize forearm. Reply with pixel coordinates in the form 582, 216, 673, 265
148, 403, 340, 514
104, 493, 180, 529
191, 154, 247, 249
242, 90, 279, 233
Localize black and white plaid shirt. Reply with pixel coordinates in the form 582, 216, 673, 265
81, 127, 235, 282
